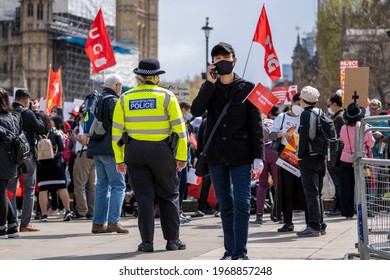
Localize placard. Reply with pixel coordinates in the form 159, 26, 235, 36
343, 67, 369, 108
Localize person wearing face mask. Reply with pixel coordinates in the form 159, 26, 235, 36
269, 92, 306, 233
325, 93, 345, 217
191, 42, 264, 260
297, 86, 327, 237
112, 58, 188, 252
87, 74, 129, 235
177, 101, 193, 223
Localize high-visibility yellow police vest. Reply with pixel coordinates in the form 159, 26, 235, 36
112, 84, 187, 163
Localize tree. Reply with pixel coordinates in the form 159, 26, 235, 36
316, 0, 390, 107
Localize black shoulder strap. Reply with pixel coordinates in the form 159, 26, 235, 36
201, 82, 245, 155
279, 113, 286, 130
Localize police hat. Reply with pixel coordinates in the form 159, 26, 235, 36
133, 58, 166, 76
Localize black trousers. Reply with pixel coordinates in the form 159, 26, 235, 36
298, 156, 326, 231
339, 161, 355, 218
0, 179, 17, 228
125, 139, 180, 242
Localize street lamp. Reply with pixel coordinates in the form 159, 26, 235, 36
201, 17, 213, 79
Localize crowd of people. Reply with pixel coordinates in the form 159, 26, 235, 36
0, 41, 389, 260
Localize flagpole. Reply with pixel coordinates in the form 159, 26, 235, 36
45, 64, 51, 114
59, 66, 63, 107
242, 42, 254, 78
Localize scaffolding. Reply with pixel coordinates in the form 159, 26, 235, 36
0, 0, 138, 101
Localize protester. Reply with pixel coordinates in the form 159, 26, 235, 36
7, 89, 45, 232
254, 106, 279, 224
36, 115, 73, 222
269, 93, 306, 232
191, 116, 220, 218
326, 93, 345, 217
367, 99, 389, 202
0, 88, 20, 238
339, 103, 375, 219
112, 58, 187, 252
71, 118, 96, 219
88, 74, 129, 234
191, 42, 264, 260
296, 86, 327, 237
177, 101, 192, 223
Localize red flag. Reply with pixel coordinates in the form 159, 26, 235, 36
85, 8, 116, 73
46, 67, 62, 114
247, 83, 279, 115
252, 5, 281, 81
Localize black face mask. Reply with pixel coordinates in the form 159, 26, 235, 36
214, 60, 234, 75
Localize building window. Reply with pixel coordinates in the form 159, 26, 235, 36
27, 79, 31, 90
38, 48, 42, 70
37, 79, 41, 98
2, 23, 8, 38
37, 2, 44, 20
27, 3, 33, 17
27, 48, 31, 70
3, 62, 7, 74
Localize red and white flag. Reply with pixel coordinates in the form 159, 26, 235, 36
85, 8, 116, 73
245, 83, 279, 115
252, 5, 281, 81
46, 67, 62, 114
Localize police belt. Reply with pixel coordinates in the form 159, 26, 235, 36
129, 137, 169, 144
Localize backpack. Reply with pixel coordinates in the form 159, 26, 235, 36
309, 109, 339, 163
82, 90, 114, 139
0, 113, 30, 165
62, 136, 74, 163
37, 133, 55, 161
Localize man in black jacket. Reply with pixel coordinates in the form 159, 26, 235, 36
7, 89, 45, 232
297, 86, 326, 237
326, 93, 345, 217
191, 42, 264, 260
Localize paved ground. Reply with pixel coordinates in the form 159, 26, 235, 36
0, 210, 360, 260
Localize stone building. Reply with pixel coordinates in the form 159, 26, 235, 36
0, 0, 159, 101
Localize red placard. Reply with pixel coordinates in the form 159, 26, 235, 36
246, 83, 279, 115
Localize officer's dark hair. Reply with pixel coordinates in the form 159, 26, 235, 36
15, 89, 30, 101
329, 94, 342, 107
179, 101, 191, 110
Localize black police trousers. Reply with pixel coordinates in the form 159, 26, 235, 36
125, 139, 180, 242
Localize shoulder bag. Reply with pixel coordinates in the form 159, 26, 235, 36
195, 83, 244, 177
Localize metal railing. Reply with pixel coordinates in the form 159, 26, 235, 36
354, 115, 390, 260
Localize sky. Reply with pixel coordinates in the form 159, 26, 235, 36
158, 0, 317, 87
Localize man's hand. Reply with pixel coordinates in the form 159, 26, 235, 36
176, 160, 187, 172
116, 163, 127, 175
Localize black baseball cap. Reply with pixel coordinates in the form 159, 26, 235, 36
211, 42, 235, 57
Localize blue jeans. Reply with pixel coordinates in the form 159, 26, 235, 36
209, 163, 251, 258
92, 155, 126, 225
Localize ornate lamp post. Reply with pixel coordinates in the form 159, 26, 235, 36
201, 17, 213, 78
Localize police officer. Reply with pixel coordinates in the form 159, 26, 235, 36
112, 58, 188, 252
